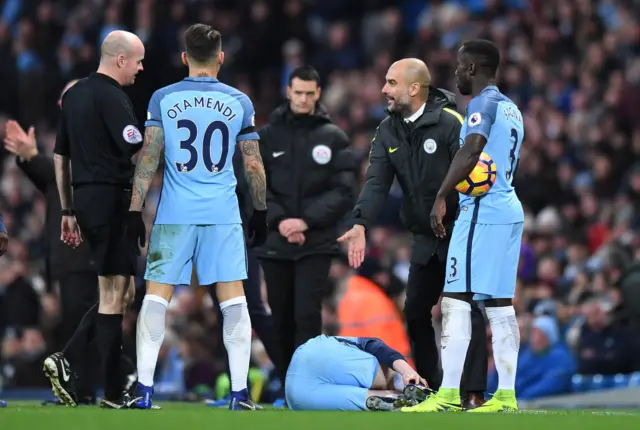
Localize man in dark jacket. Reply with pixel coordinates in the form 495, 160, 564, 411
338, 58, 487, 409
256, 65, 358, 387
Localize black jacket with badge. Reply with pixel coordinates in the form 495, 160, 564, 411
255, 103, 358, 260
352, 87, 464, 262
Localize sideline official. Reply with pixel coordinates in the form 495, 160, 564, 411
256, 65, 358, 385
338, 59, 488, 409
52, 30, 144, 408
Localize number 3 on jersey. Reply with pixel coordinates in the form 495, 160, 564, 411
176, 119, 230, 173
506, 128, 520, 182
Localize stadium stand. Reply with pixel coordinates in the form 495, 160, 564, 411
0, 0, 639, 405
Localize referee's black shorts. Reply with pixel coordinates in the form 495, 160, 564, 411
73, 184, 137, 277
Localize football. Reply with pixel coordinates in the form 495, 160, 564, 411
455, 152, 497, 197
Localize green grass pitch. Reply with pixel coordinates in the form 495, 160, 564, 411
1, 402, 639, 430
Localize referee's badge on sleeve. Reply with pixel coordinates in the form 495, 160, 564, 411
123, 125, 143, 144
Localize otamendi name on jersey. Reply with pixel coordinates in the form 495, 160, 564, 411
165, 96, 238, 121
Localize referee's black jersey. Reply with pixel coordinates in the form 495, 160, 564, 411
54, 72, 143, 187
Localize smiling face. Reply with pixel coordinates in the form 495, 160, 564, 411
382, 62, 413, 115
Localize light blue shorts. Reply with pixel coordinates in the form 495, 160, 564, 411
144, 224, 247, 286
285, 335, 378, 411
443, 220, 523, 300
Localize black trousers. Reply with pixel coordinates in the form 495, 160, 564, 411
404, 255, 488, 394
58, 271, 99, 397
260, 254, 332, 383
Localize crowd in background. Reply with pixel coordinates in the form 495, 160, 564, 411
1, 0, 640, 401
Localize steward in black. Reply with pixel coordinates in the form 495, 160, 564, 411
255, 104, 357, 260
352, 87, 462, 261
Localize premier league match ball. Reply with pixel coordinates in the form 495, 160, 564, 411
455, 152, 497, 197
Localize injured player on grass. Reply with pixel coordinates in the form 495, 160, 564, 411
284, 335, 431, 411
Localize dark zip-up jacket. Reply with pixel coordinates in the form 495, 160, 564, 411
255, 103, 358, 260
351, 88, 464, 263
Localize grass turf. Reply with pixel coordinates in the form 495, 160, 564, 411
1, 402, 638, 430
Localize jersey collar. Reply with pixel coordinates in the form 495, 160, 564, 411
183, 77, 219, 83
481, 85, 498, 93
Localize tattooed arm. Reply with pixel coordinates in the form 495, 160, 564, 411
239, 140, 267, 211
130, 126, 165, 211
54, 154, 73, 210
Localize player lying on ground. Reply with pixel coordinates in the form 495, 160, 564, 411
125, 24, 267, 411
285, 335, 428, 411
404, 39, 524, 413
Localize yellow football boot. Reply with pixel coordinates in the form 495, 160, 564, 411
466, 390, 518, 413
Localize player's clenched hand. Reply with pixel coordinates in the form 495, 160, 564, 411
0, 232, 8, 256
248, 209, 267, 247
125, 211, 146, 251
337, 224, 366, 268
61, 216, 82, 248
430, 195, 447, 239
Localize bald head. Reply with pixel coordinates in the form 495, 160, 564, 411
383, 58, 431, 116
97, 30, 145, 86
100, 30, 143, 59
391, 58, 431, 89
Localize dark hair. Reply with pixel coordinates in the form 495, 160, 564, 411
288, 65, 321, 87
184, 24, 222, 63
460, 39, 501, 76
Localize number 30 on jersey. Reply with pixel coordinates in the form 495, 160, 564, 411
175, 119, 230, 174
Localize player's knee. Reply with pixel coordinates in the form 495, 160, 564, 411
215, 280, 245, 303
442, 292, 473, 303
484, 298, 512, 308
146, 281, 174, 303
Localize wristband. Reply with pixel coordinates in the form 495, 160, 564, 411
61, 209, 75, 216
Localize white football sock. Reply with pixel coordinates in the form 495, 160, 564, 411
220, 296, 251, 393
439, 297, 472, 390
485, 306, 519, 391
393, 372, 405, 392
136, 294, 169, 387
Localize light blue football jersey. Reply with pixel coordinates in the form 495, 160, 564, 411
457, 86, 524, 224
145, 77, 259, 225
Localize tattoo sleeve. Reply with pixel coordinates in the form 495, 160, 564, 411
239, 139, 267, 211
53, 154, 73, 211
130, 126, 165, 211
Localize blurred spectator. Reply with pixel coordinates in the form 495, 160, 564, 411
575, 298, 635, 375
488, 316, 576, 400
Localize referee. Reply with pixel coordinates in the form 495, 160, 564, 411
53, 30, 145, 409
338, 59, 488, 409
